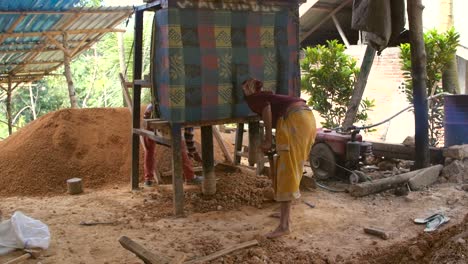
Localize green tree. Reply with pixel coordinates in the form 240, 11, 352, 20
301, 40, 375, 129
400, 27, 460, 146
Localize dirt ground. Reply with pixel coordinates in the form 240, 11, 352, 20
0, 108, 467, 263
0, 179, 466, 264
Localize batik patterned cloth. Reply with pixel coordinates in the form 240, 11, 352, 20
152, 4, 300, 123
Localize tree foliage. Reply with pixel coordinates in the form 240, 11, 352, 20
400, 27, 460, 146
301, 40, 375, 129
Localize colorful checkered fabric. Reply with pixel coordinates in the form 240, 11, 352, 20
152, 6, 300, 123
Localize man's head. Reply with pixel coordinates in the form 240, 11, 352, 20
241, 78, 263, 96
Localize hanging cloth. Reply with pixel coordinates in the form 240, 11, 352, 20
351, 0, 405, 52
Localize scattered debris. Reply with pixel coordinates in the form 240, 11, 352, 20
303, 201, 316, 208
2, 249, 40, 264
79, 221, 117, 226
363, 227, 390, 240
349, 165, 443, 197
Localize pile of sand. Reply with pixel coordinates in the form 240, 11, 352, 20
0, 108, 232, 197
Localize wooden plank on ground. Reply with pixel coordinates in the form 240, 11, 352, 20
119, 236, 169, 264
185, 240, 259, 264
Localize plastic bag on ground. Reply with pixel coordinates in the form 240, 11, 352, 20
0, 211, 50, 255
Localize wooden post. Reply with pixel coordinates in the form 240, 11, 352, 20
171, 123, 185, 216
407, 0, 430, 169
342, 45, 376, 129
233, 123, 244, 165
62, 33, 78, 108
201, 125, 216, 195
248, 121, 260, 166
331, 14, 350, 48
117, 32, 129, 107
131, 10, 144, 191
6, 76, 12, 135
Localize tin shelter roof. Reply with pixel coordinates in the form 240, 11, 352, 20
0, 1, 133, 85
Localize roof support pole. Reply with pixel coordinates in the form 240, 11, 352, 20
6, 76, 13, 135
331, 14, 350, 48
407, 0, 430, 169
342, 45, 376, 129
62, 32, 79, 108
131, 10, 144, 191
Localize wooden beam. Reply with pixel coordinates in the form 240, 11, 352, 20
0, 60, 63, 66
44, 34, 71, 57
0, 9, 134, 15
0, 28, 126, 38
119, 73, 133, 108
58, 13, 83, 31
10, 43, 47, 74
300, 0, 352, 42
213, 126, 233, 164
133, 128, 171, 147
407, 0, 430, 169
144, 115, 260, 129
0, 47, 70, 55
0, 40, 81, 49
185, 240, 259, 264
0, 14, 26, 44
118, 236, 170, 264
331, 14, 350, 47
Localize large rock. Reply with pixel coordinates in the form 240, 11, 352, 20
441, 160, 466, 183
443, 145, 468, 160
408, 164, 444, 191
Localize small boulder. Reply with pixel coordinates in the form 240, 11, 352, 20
443, 145, 468, 160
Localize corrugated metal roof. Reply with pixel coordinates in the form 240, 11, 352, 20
0, 5, 134, 85
0, 0, 79, 11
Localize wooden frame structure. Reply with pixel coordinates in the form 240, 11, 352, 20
131, 1, 266, 216
0, 6, 134, 135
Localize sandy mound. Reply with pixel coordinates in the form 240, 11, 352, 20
0, 107, 233, 197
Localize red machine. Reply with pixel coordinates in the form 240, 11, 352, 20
309, 128, 373, 183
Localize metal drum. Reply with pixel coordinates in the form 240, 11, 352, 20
444, 95, 468, 146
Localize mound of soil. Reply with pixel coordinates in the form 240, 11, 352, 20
352, 213, 468, 264
0, 108, 232, 197
128, 168, 272, 221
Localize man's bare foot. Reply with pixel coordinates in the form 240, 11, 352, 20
265, 226, 290, 239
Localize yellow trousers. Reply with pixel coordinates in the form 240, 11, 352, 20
274, 109, 316, 201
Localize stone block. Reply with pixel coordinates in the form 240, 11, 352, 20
441, 160, 465, 183
443, 145, 468, 160
408, 165, 443, 191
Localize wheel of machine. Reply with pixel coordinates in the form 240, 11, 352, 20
309, 143, 336, 180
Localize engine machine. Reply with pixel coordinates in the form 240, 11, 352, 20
309, 128, 373, 184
